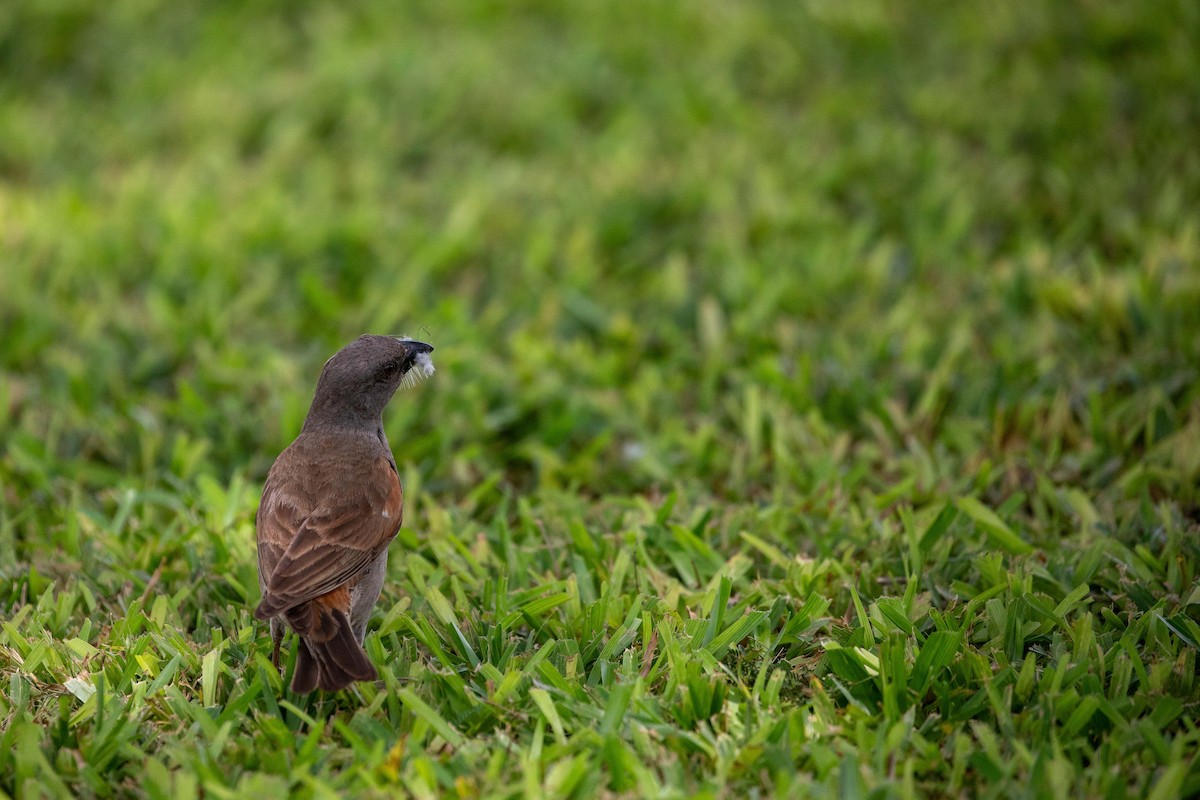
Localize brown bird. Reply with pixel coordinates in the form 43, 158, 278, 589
255, 335, 434, 692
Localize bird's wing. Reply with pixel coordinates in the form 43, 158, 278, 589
255, 457, 403, 619
256, 472, 300, 592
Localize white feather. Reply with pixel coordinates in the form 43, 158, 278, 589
394, 336, 435, 390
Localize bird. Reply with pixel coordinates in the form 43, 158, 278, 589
254, 334, 434, 692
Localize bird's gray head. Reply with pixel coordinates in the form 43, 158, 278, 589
304, 335, 434, 429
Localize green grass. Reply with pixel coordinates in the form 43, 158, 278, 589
2, 0, 1200, 797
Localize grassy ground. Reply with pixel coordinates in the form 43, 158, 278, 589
2, 1, 1199, 797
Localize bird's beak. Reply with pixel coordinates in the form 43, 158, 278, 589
398, 338, 436, 383
394, 337, 434, 354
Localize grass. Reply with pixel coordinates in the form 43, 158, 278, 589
2, 0, 1199, 797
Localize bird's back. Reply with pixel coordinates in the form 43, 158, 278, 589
255, 428, 396, 593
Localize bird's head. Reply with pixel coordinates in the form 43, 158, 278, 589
305, 335, 435, 428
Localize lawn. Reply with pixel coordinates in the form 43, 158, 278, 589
2, 1, 1199, 797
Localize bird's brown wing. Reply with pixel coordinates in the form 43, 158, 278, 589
256, 471, 301, 593
255, 456, 403, 619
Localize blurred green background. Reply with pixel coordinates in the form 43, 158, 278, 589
4, 0, 1196, 505
2, 1, 1199, 797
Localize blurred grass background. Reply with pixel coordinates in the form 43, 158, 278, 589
2, 1, 1199, 798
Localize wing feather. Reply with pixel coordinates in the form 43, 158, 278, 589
255, 455, 402, 619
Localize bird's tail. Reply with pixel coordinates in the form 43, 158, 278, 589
285, 601, 377, 693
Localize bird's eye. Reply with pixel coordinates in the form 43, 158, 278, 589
375, 360, 401, 382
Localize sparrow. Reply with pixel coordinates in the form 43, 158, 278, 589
254, 334, 435, 692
